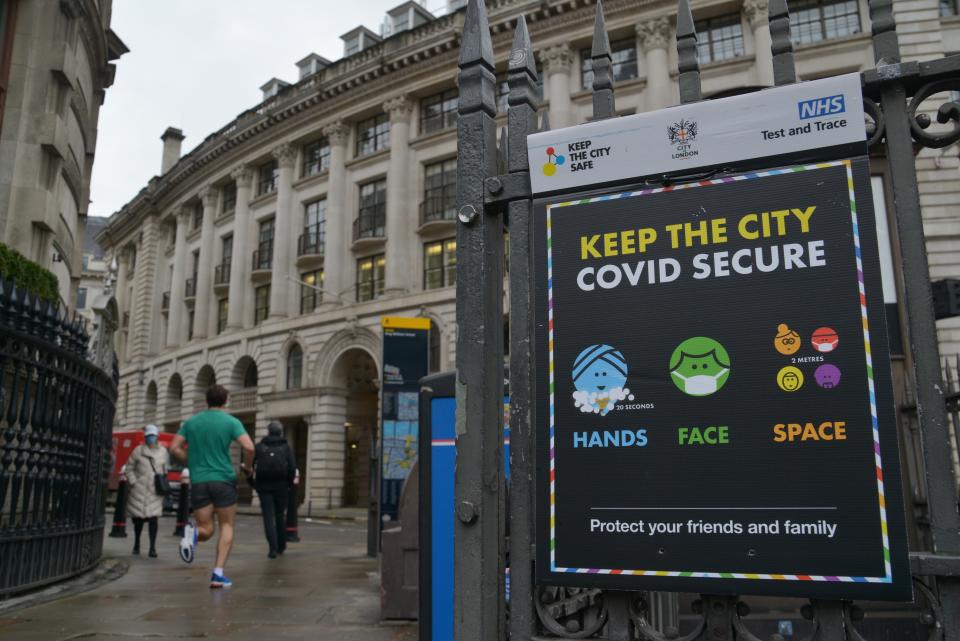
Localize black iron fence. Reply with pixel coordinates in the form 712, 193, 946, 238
0, 279, 117, 597
453, 0, 960, 638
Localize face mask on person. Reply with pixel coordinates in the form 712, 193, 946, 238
145, 434, 158, 446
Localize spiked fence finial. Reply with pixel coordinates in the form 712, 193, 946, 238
591, 0, 612, 59
460, 0, 495, 70
590, 0, 616, 120
768, 0, 797, 85
509, 15, 537, 79
676, 0, 702, 103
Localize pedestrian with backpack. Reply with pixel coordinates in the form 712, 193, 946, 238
253, 421, 297, 558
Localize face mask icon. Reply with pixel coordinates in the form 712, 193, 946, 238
811, 327, 839, 353
669, 337, 731, 397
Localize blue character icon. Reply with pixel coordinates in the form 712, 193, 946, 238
572, 344, 633, 415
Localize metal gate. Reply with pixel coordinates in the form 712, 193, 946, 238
0, 282, 118, 597
452, 0, 960, 638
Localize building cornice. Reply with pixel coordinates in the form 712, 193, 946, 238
99, 0, 667, 245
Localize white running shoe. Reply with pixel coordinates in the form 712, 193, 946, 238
179, 521, 197, 564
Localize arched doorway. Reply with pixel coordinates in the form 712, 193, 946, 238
329, 348, 379, 508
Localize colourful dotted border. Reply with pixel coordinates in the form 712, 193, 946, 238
545, 159, 892, 584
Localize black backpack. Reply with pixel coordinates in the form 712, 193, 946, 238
255, 442, 288, 482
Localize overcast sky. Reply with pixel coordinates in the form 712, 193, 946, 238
90, 0, 447, 218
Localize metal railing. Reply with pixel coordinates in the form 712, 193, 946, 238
214, 262, 231, 286
352, 209, 385, 241
252, 245, 273, 271
0, 279, 117, 597
297, 229, 325, 257
454, 0, 960, 638
420, 193, 457, 225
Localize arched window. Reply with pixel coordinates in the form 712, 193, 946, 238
243, 361, 258, 388
145, 381, 158, 421
287, 344, 303, 389
429, 320, 441, 373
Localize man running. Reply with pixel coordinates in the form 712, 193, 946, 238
171, 384, 255, 588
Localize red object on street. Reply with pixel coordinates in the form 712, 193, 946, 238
109, 430, 183, 491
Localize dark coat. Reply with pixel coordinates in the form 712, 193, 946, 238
253, 434, 296, 491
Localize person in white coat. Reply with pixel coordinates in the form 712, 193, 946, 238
125, 424, 168, 557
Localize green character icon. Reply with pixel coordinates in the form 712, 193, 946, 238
669, 337, 731, 397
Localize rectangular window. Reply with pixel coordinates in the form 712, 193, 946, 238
217, 235, 233, 284
420, 89, 458, 135
581, 39, 638, 90
254, 285, 270, 325
356, 113, 390, 156
222, 235, 233, 265
423, 238, 457, 290
696, 14, 745, 63
423, 158, 457, 223
188, 310, 195, 340
255, 218, 275, 270
302, 137, 331, 176
257, 160, 279, 195
345, 37, 360, 56
77, 287, 87, 309
300, 269, 324, 314
217, 298, 228, 334
789, 0, 860, 45
355, 180, 387, 240
497, 66, 544, 113
221, 182, 237, 213
941, 0, 958, 16
300, 199, 326, 255
356, 254, 386, 302
192, 202, 203, 230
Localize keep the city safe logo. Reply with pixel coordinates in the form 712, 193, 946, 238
572, 344, 634, 415
669, 337, 730, 396
542, 146, 566, 177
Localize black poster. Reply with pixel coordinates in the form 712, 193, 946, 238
380, 317, 430, 524
533, 158, 911, 600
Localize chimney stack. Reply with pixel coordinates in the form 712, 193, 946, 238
160, 127, 185, 174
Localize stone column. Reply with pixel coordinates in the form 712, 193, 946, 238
638, 17, 672, 111
322, 121, 350, 305
269, 143, 297, 319
226, 166, 253, 330
539, 44, 574, 128
193, 187, 218, 340
307, 388, 349, 510
383, 95, 414, 295
745, 0, 774, 87
166, 209, 189, 348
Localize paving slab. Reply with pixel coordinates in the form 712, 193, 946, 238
0, 515, 416, 641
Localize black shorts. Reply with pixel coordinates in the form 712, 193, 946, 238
191, 481, 238, 510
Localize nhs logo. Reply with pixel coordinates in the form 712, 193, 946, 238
798, 94, 846, 120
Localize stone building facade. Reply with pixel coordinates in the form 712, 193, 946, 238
0, 0, 125, 305
99, 0, 960, 510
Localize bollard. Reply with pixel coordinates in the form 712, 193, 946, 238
285, 469, 300, 542
109, 477, 129, 537
173, 468, 190, 537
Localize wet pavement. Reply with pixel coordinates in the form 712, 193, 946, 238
0, 515, 417, 641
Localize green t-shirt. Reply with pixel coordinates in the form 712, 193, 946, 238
178, 410, 246, 484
